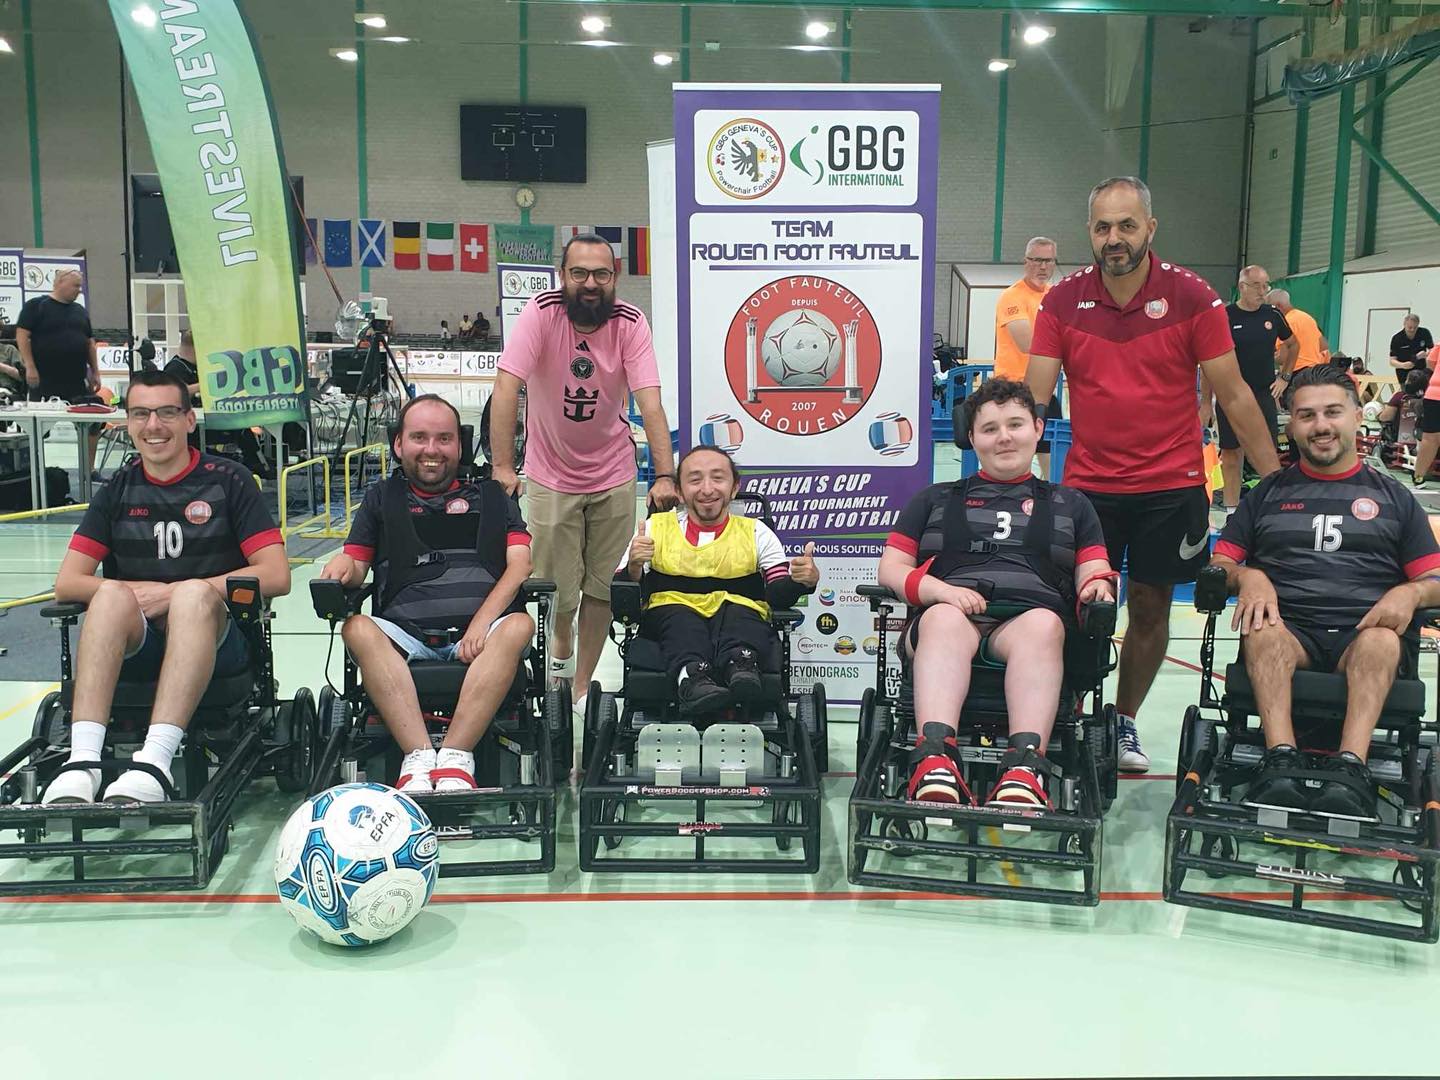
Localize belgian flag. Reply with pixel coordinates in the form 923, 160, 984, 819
393, 221, 421, 270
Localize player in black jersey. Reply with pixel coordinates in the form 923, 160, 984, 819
319, 395, 534, 793
43, 370, 290, 805
1212, 365, 1440, 820
879, 379, 1117, 809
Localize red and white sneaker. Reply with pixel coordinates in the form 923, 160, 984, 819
906, 724, 974, 805
431, 747, 478, 793
986, 765, 1050, 809
397, 747, 436, 793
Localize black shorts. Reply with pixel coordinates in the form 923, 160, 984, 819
1286, 621, 1420, 676
1423, 398, 1440, 435
1037, 394, 1064, 453
33, 380, 89, 403
1216, 385, 1278, 451
120, 614, 251, 682
1079, 485, 1210, 588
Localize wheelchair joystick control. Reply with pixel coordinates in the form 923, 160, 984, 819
1195, 564, 1229, 614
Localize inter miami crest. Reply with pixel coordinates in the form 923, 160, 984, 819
571, 356, 595, 380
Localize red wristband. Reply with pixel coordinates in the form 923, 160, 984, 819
904, 566, 927, 607
1075, 570, 1120, 620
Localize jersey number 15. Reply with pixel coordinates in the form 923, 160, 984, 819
1311, 514, 1342, 553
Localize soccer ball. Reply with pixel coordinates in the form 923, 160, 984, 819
274, 782, 439, 947
761, 310, 841, 387
868, 412, 914, 457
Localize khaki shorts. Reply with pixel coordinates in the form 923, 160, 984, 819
527, 476, 637, 619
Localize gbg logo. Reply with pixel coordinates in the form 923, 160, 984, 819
789, 124, 907, 186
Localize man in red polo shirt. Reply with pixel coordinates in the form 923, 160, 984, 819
1026, 176, 1280, 772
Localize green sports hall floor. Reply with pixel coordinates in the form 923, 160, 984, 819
2, 434, 1439, 1080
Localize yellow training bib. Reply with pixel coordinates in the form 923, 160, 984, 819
645, 511, 770, 620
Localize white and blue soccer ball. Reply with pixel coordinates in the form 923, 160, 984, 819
762, 310, 842, 387
274, 782, 439, 947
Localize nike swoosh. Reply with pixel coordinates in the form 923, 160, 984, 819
1177, 532, 1210, 561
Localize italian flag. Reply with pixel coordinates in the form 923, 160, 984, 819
426, 222, 455, 271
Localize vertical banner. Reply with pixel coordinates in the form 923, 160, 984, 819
110, 0, 306, 430
497, 263, 558, 347
676, 84, 939, 703
493, 224, 555, 266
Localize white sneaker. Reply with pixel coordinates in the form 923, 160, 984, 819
397, 747, 436, 793
432, 747, 476, 793
41, 764, 101, 804
548, 653, 576, 689
103, 765, 172, 804
1117, 716, 1150, 773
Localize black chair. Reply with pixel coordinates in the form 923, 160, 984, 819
1164, 564, 1440, 942
0, 577, 316, 896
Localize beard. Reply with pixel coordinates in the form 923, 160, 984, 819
1295, 431, 1350, 468
1094, 236, 1150, 277
565, 287, 615, 329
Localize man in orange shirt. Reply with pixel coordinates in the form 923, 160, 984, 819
995, 236, 1062, 473
1267, 289, 1330, 401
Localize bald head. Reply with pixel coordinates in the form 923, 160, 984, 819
1236, 264, 1271, 310
50, 268, 83, 303
1267, 289, 1291, 311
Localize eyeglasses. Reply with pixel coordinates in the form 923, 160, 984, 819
1024, 256, 1056, 265
1240, 280, 1271, 291
126, 405, 187, 422
566, 267, 614, 284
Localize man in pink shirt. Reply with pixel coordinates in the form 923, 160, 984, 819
490, 234, 678, 709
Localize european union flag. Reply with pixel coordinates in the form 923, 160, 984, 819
323, 219, 352, 267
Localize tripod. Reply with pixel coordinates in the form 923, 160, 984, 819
329, 321, 411, 473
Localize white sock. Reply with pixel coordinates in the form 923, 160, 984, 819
1119, 712, 1137, 726
68, 720, 106, 762
133, 722, 183, 772
1224, 506, 1237, 517
573, 693, 587, 715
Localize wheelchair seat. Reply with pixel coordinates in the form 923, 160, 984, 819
1222, 663, 1427, 726
407, 660, 529, 710
623, 635, 783, 705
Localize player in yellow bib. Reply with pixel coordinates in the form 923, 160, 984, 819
619, 446, 820, 714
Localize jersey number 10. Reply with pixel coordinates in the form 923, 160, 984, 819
153, 521, 184, 560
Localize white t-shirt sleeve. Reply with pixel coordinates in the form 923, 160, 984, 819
616, 516, 650, 573
753, 521, 790, 580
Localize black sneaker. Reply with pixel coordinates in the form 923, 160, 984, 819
722, 648, 764, 704
1242, 744, 1310, 813
677, 662, 730, 716
1309, 751, 1379, 822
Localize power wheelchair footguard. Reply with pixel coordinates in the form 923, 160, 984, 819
1164, 565, 1440, 943
308, 577, 568, 878
848, 584, 1119, 905
0, 578, 317, 896
576, 579, 825, 873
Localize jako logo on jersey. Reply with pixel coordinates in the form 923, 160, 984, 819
1076, 301, 1096, 310
1145, 298, 1169, 320
128, 507, 149, 517
184, 500, 212, 525
1281, 502, 1306, 511
445, 498, 470, 514
1351, 497, 1379, 521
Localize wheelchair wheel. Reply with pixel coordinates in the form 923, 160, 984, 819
1057, 833, 1084, 856
881, 816, 927, 850
773, 800, 798, 851
1395, 863, 1427, 914
544, 684, 573, 783
796, 689, 828, 774
599, 798, 625, 850
318, 685, 350, 736
275, 688, 319, 793
582, 690, 617, 772
1176, 706, 1216, 796
31, 691, 66, 747
857, 689, 893, 758
1201, 833, 1236, 878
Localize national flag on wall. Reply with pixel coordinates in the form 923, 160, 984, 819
627, 227, 650, 276
459, 223, 489, 273
358, 219, 386, 268
560, 224, 624, 272
323, 219, 352, 267
426, 222, 455, 271
393, 221, 421, 270
303, 217, 318, 265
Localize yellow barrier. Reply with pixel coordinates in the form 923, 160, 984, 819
279, 455, 333, 539
0, 502, 90, 524
0, 591, 55, 610
341, 443, 389, 531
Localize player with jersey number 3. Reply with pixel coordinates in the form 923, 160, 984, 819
1026, 176, 1281, 773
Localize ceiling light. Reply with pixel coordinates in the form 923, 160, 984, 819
331, 48, 359, 62
0, 37, 12, 53
653, 51, 675, 66
788, 44, 829, 52
988, 57, 1015, 73
1022, 25, 1053, 45
581, 38, 619, 47
580, 15, 608, 33
377, 36, 410, 43
130, 4, 157, 27
805, 20, 832, 39
356, 13, 387, 28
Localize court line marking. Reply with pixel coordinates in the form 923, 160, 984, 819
0, 683, 59, 724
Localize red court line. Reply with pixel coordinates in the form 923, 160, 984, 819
0, 887, 1392, 906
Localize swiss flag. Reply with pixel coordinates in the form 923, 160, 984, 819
459, 223, 489, 273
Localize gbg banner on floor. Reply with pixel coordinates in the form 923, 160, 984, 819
676, 84, 939, 703
111, 0, 305, 429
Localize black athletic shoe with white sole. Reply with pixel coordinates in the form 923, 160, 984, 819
677, 662, 730, 716
1241, 744, 1311, 814
1309, 751, 1379, 822
722, 649, 764, 704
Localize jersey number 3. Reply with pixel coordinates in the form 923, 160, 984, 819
993, 511, 1012, 540
153, 521, 184, 560
1311, 514, 1342, 553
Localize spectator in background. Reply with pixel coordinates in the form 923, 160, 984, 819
1267, 289, 1330, 401
440, 319, 452, 343
1414, 351, 1440, 489
458, 314, 473, 341
474, 311, 492, 341
0, 322, 24, 399
17, 268, 101, 478
1378, 368, 1430, 438
994, 236, 1063, 476
1389, 313, 1433, 377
